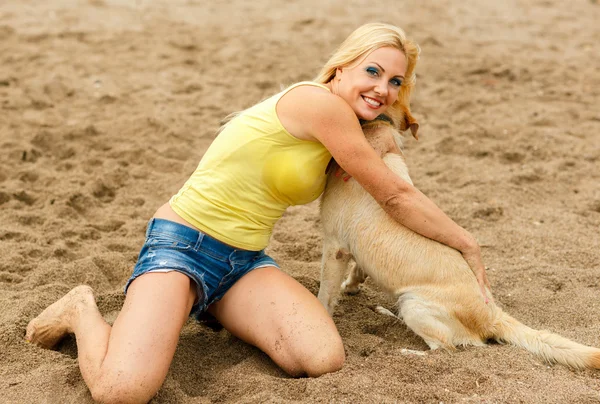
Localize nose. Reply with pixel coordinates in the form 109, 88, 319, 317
374, 79, 388, 97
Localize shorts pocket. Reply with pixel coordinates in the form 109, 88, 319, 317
221, 251, 263, 284
147, 234, 193, 252
228, 250, 265, 266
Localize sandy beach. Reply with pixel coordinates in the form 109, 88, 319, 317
1, 0, 600, 402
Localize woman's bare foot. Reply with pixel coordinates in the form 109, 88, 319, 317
25, 285, 96, 349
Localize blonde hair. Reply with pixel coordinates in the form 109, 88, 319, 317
313, 23, 420, 129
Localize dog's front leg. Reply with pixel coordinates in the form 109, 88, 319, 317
317, 238, 352, 316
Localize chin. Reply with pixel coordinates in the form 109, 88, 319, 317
357, 110, 382, 121
356, 103, 388, 120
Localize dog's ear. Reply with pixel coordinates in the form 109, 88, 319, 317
398, 104, 419, 140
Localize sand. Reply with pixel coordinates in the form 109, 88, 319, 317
1, 0, 600, 402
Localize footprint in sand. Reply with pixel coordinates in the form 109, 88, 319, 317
0, 191, 10, 205
17, 214, 45, 226
500, 151, 526, 164
13, 190, 36, 206
511, 173, 543, 185
66, 193, 95, 214
91, 181, 116, 203
18, 170, 39, 183
472, 206, 504, 221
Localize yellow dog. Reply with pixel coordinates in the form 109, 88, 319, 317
318, 111, 600, 369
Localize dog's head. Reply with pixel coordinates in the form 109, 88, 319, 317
359, 118, 405, 158
327, 105, 419, 174
358, 103, 419, 156
388, 103, 419, 140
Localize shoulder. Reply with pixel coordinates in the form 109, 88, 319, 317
284, 83, 341, 106
277, 84, 357, 141
280, 83, 337, 112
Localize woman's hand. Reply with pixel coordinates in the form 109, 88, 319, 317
460, 242, 492, 304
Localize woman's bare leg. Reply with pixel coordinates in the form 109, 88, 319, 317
208, 266, 345, 377
26, 272, 196, 403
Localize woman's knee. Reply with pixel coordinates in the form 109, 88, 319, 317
303, 339, 345, 377
284, 330, 345, 377
90, 372, 160, 404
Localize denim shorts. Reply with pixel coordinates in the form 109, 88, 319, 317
124, 218, 279, 320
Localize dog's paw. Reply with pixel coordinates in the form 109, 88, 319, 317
374, 305, 397, 318
400, 348, 427, 357
341, 280, 361, 295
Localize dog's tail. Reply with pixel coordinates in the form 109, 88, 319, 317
492, 310, 600, 369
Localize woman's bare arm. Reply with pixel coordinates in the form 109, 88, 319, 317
279, 89, 491, 300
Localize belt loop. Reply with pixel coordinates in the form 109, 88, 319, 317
145, 218, 156, 238
194, 231, 205, 251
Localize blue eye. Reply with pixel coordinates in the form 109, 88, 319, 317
366, 67, 379, 76
390, 78, 402, 87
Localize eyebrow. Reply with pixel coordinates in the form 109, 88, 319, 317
372, 62, 405, 80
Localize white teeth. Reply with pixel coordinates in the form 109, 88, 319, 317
363, 97, 381, 107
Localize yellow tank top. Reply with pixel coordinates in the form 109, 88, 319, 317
170, 82, 332, 251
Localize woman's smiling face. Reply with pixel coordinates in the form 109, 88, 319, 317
334, 46, 407, 121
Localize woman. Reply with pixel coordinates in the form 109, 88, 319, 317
26, 23, 491, 403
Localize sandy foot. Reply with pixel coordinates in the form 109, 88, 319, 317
25, 285, 95, 349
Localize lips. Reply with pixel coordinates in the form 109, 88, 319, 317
362, 95, 383, 109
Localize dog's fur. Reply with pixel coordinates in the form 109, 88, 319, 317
317, 114, 600, 369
